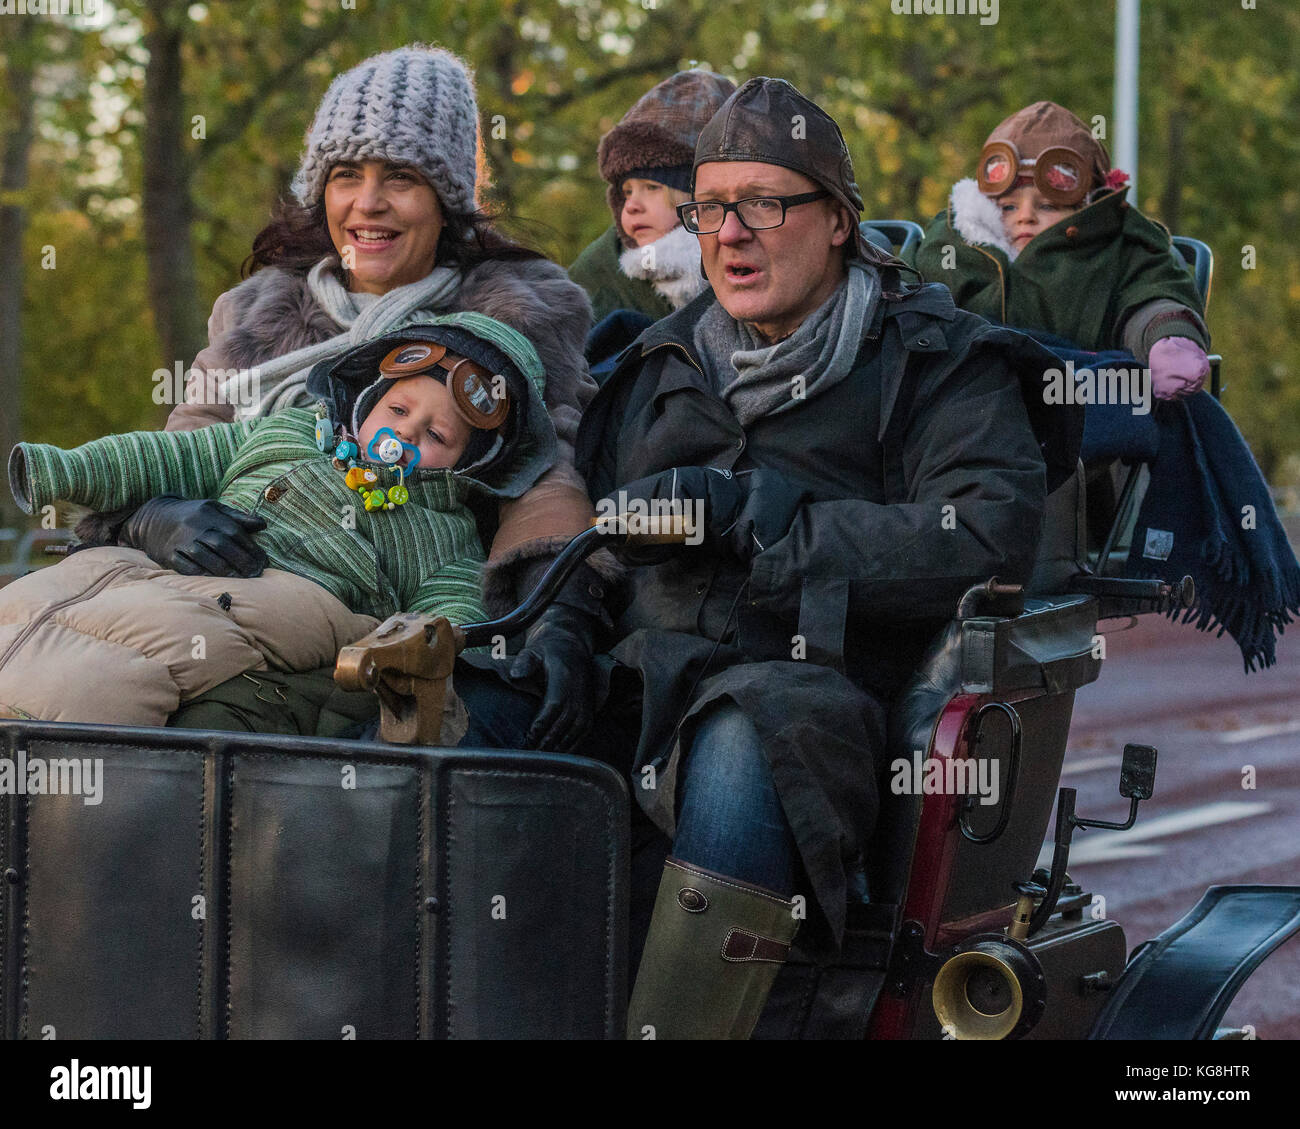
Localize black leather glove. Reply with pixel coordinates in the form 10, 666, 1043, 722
725, 470, 811, 563
118, 496, 268, 577
510, 603, 597, 752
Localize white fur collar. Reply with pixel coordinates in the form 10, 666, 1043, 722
619, 223, 708, 309
949, 177, 1021, 262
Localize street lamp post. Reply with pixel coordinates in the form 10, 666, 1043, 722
1114, 0, 1140, 204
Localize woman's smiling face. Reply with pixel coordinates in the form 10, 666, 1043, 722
325, 160, 445, 294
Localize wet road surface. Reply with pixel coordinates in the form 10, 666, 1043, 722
1063, 611, 1300, 1039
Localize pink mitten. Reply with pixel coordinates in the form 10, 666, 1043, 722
1149, 336, 1209, 400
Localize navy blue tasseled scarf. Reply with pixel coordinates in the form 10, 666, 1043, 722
1026, 328, 1300, 671
1126, 391, 1300, 670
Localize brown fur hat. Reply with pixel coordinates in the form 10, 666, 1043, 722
597, 69, 736, 245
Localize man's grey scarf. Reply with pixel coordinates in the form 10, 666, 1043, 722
692, 261, 880, 428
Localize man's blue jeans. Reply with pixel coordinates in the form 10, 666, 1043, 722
456, 663, 798, 896
671, 704, 797, 895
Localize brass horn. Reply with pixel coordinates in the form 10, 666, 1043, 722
932, 935, 1046, 1040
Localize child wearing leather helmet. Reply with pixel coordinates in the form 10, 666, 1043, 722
0, 313, 557, 727
569, 69, 736, 321
910, 100, 1211, 402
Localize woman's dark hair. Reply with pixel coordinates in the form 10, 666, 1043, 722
241, 193, 545, 279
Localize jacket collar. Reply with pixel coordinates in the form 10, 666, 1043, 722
595, 276, 961, 463
635, 286, 715, 358
1016, 187, 1129, 257
947, 179, 1132, 263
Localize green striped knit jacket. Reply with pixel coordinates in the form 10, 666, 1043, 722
9, 408, 487, 624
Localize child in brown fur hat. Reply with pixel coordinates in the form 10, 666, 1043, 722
569, 69, 735, 322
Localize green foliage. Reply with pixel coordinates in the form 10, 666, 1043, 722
6, 0, 1299, 479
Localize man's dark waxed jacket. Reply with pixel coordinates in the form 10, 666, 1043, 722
574, 272, 1080, 943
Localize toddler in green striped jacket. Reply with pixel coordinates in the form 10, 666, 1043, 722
0, 314, 559, 729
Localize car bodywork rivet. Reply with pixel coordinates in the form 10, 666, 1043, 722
677, 888, 708, 913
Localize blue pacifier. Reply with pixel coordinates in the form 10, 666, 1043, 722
366, 427, 421, 470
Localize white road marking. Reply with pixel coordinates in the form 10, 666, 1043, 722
1061, 755, 1123, 776
1217, 719, 1300, 745
1036, 801, 1273, 866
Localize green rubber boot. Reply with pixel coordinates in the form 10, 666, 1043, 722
627, 858, 800, 1040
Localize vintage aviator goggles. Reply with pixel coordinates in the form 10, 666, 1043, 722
977, 140, 1095, 206
675, 190, 831, 234
377, 342, 510, 430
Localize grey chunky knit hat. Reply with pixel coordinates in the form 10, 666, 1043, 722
291, 45, 480, 213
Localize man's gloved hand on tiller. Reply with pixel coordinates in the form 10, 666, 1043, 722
509, 602, 597, 753
118, 496, 268, 577
605, 465, 809, 564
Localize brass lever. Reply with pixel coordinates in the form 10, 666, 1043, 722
334, 613, 465, 745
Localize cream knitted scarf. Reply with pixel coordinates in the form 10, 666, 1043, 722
226, 256, 463, 420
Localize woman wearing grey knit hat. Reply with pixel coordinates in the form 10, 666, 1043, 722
81, 44, 608, 748
569, 70, 736, 322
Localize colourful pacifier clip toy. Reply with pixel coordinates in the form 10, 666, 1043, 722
317, 405, 412, 513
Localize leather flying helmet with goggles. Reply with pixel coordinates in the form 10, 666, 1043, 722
377, 341, 510, 430
316, 340, 513, 514
975, 101, 1111, 207
977, 140, 1094, 206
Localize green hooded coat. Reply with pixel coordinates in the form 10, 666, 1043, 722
568, 225, 675, 323
907, 183, 1208, 355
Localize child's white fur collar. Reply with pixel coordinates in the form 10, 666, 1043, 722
949, 177, 1021, 262
619, 223, 708, 309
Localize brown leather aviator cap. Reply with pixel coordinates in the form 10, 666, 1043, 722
378, 342, 509, 430
693, 76, 882, 261
978, 101, 1110, 203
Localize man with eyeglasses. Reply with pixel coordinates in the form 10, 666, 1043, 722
460, 77, 1078, 1038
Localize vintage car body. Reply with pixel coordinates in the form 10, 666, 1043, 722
2, 231, 1296, 1040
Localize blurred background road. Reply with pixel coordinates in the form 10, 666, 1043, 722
1064, 600, 1300, 1039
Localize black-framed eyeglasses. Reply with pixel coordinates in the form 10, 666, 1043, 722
675, 190, 831, 234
